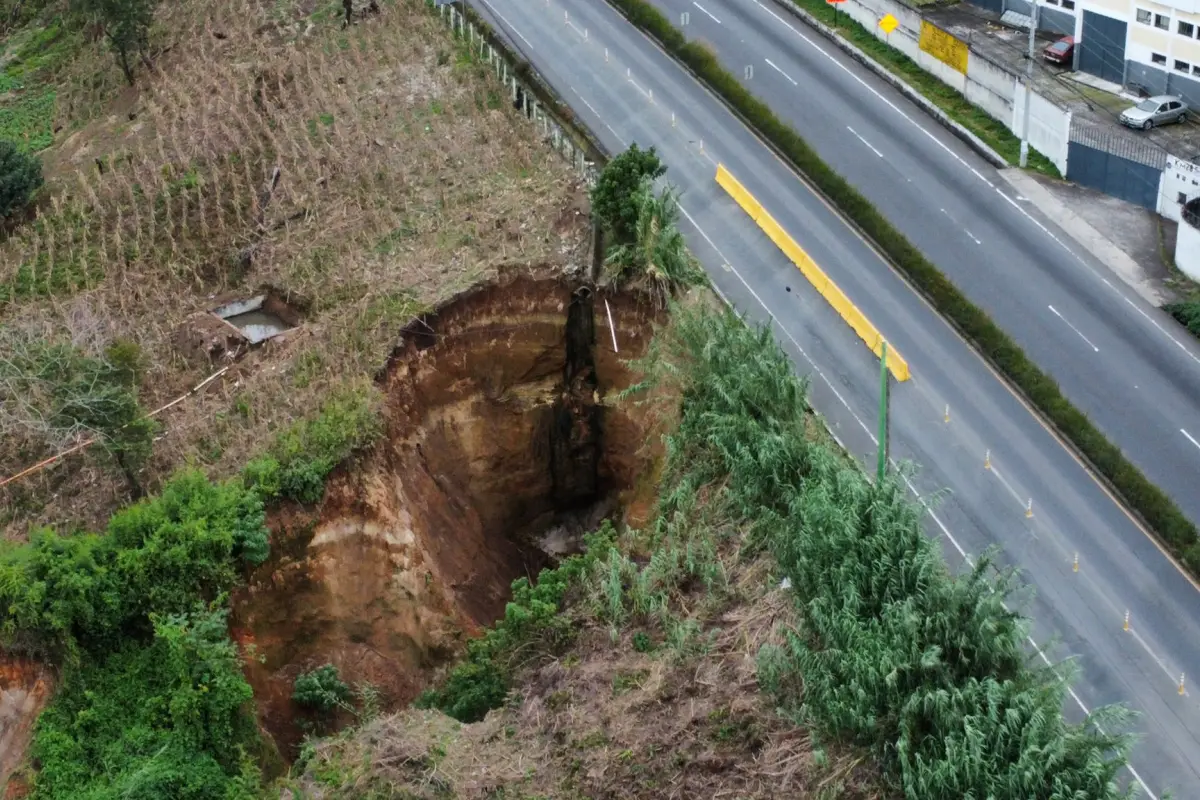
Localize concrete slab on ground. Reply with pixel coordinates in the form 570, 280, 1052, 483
1000, 168, 1180, 305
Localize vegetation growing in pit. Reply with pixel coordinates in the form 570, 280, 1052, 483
0, 141, 43, 216
334, 303, 1133, 799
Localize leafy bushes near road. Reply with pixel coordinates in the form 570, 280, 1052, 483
1165, 301, 1200, 339
605, 0, 1200, 576
243, 384, 382, 504
591, 143, 665, 246
0, 469, 271, 798
625, 305, 1132, 798
0, 139, 43, 216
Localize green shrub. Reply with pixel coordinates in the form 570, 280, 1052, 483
591, 143, 665, 245
0, 468, 269, 660
293, 664, 352, 712
244, 384, 382, 505
605, 0, 1200, 577
1165, 301, 1200, 339
0, 139, 42, 216
30, 606, 262, 800
628, 304, 1132, 798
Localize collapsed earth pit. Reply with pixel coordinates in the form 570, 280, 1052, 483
233, 271, 667, 757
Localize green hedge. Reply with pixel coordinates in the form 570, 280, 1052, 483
604, 0, 1200, 575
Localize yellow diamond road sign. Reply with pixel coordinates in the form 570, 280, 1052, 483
879, 13, 898, 33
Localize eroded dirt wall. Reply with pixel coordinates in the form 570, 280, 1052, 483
233, 270, 666, 758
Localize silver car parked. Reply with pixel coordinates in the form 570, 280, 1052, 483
1119, 95, 1189, 130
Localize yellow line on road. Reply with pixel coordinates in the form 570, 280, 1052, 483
715, 163, 911, 382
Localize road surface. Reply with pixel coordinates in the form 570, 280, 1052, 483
463, 0, 1200, 794
651, 0, 1200, 530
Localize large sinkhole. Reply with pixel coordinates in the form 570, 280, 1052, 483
233, 271, 667, 757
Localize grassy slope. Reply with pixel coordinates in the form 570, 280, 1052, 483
0, 0, 588, 537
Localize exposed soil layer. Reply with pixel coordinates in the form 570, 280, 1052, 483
0, 658, 53, 798
233, 270, 666, 759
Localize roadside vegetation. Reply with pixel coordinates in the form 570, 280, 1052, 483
301, 301, 1134, 799
606, 0, 1200, 580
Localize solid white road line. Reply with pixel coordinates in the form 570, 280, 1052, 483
764, 56, 798, 85
846, 125, 883, 157
1049, 304, 1100, 352
693, 0, 722, 24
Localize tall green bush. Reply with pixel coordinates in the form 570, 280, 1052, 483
0, 468, 269, 660
590, 143, 665, 245
30, 606, 262, 800
0, 140, 43, 217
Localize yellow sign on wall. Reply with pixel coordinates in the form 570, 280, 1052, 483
879, 13, 898, 33
918, 20, 968, 74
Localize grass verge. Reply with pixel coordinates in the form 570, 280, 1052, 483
605, 0, 1200, 576
781, 0, 1060, 176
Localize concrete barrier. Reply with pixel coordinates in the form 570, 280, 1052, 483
715, 164, 911, 382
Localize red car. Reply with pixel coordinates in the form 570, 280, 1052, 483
1043, 35, 1076, 66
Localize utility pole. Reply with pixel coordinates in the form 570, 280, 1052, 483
1020, 2, 1041, 168
877, 340, 890, 483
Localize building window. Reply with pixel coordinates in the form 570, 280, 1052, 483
1155, 13, 1170, 29
1062, 0, 1075, 9
1152, 52, 1168, 64
1177, 59, 1191, 71
1180, 20, 1196, 37
1194, 64, 1200, 75
1045, 0, 1057, 5
1137, 8, 1152, 24
1181, 192, 1190, 205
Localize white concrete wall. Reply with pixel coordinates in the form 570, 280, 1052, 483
824, 0, 1072, 172
1176, 212, 1200, 279
1158, 155, 1200, 220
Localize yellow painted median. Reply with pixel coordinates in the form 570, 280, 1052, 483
715, 164, 910, 382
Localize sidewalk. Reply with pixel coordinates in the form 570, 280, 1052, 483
999, 169, 1177, 306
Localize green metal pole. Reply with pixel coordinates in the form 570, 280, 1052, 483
877, 340, 889, 483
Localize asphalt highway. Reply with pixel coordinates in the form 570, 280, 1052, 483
462, 0, 1200, 794
649, 0, 1200, 531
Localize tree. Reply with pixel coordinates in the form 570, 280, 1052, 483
81, 0, 157, 85
590, 143, 665, 246
0, 140, 43, 218
0, 332, 158, 495
603, 178, 702, 306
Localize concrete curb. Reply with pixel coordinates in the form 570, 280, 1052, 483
770, 0, 1009, 170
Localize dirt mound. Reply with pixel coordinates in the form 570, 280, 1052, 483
233, 270, 666, 758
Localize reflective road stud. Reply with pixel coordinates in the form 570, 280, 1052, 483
1180, 674, 1187, 696
1073, 553, 1079, 573
984, 449, 991, 470
1124, 610, 1130, 632
1025, 498, 1033, 519
944, 404, 950, 423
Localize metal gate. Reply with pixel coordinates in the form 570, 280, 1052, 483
1066, 120, 1165, 210
1079, 11, 1127, 84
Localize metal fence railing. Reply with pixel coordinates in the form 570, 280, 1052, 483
1068, 117, 1170, 169
426, 0, 601, 187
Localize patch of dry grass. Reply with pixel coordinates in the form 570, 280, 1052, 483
288, 532, 890, 800
0, 0, 591, 537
